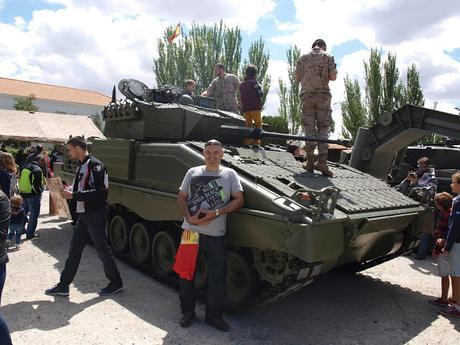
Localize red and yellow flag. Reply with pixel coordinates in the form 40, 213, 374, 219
173, 229, 199, 280
167, 23, 181, 43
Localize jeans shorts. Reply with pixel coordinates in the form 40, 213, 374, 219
436, 253, 450, 277
448, 243, 460, 277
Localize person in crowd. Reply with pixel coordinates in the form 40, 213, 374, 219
295, 38, 337, 177
0, 153, 12, 198
43, 151, 53, 178
440, 172, 460, 318
428, 192, 454, 307
15, 148, 27, 168
396, 156, 438, 260
1, 153, 18, 197
179, 79, 197, 105
25, 144, 50, 178
0, 190, 12, 345
45, 136, 123, 297
50, 146, 64, 173
184, 79, 196, 97
25, 144, 43, 165
18, 155, 45, 239
176, 139, 244, 331
287, 144, 305, 162
6, 194, 27, 250
201, 63, 240, 114
0, 144, 6, 153
239, 64, 263, 148
0, 189, 10, 304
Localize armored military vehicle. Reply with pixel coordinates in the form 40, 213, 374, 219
58, 79, 428, 308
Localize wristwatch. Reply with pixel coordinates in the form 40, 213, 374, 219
215, 209, 220, 217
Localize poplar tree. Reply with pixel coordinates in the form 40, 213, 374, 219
341, 49, 425, 142
153, 21, 270, 106
341, 76, 366, 140
278, 45, 301, 134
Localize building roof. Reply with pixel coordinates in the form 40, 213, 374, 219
0, 77, 110, 106
0, 109, 105, 143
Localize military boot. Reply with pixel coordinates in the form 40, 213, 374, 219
302, 154, 315, 173
314, 156, 333, 177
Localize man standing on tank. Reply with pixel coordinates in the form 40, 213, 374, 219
296, 38, 337, 177
176, 139, 244, 332
201, 63, 240, 114
45, 136, 123, 297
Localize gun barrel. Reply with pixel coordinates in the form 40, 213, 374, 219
219, 125, 341, 144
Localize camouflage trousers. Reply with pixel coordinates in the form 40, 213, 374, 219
301, 92, 332, 157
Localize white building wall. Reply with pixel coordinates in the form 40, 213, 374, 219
0, 94, 105, 115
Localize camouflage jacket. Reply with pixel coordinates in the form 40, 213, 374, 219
206, 73, 240, 113
296, 48, 337, 94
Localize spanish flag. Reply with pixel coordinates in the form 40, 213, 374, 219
167, 23, 181, 43
173, 229, 199, 280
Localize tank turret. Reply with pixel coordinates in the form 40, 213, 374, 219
102, 79, 245, 143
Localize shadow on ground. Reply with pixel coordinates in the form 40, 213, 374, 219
7, 218, 459, 345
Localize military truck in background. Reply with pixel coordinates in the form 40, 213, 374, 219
57, 79, 430, 308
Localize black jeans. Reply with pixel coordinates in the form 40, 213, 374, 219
179, 234, 227, 318
60, 212, 122, 287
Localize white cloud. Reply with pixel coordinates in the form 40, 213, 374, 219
263, 59, 288, 116
265, 0, 460, 136
13, 16, 26, 29
46, 0, 276, 32
1, 0, 276, 99
0, 6, 167, 94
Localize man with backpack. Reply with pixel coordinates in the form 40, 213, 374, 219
19, 155, 45, 239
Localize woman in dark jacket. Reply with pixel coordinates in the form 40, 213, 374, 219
0, 190, 12, 345
0, 189, 10, 299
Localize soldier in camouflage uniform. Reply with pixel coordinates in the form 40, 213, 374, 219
295, 39, 337, 177
202, 63, 240, 114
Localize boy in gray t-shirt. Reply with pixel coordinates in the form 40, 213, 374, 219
176, 139, 244, 332
179, 166, 243, 237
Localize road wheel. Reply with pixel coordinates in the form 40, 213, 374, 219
129, 223, 152, 264
226, 251, 257, 309
109, 215, 129, 253
151, 231, 177, 276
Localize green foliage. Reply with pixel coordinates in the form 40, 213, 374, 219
364, 48, 383, 125
341, 48, 426, 143
14, 94, 39, 112
382, 52, 402, 112
153, 21, 270, 104
263, 115, 289, 133
278, 45, 301, 134
402, 64, 424, 106
341, 76, 366, 140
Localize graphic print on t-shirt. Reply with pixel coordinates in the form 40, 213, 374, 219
188, 176, 225, 215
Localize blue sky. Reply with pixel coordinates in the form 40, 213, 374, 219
1, 0, 459, 133
0, 0, 64, 22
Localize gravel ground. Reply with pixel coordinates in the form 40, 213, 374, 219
2, 192, 459, 345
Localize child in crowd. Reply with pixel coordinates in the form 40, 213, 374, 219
7, 194, 27, 250
428, 192, 454, 307
440, 172, 460, 318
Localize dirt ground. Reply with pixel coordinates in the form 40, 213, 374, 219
2, 191, 459, 345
